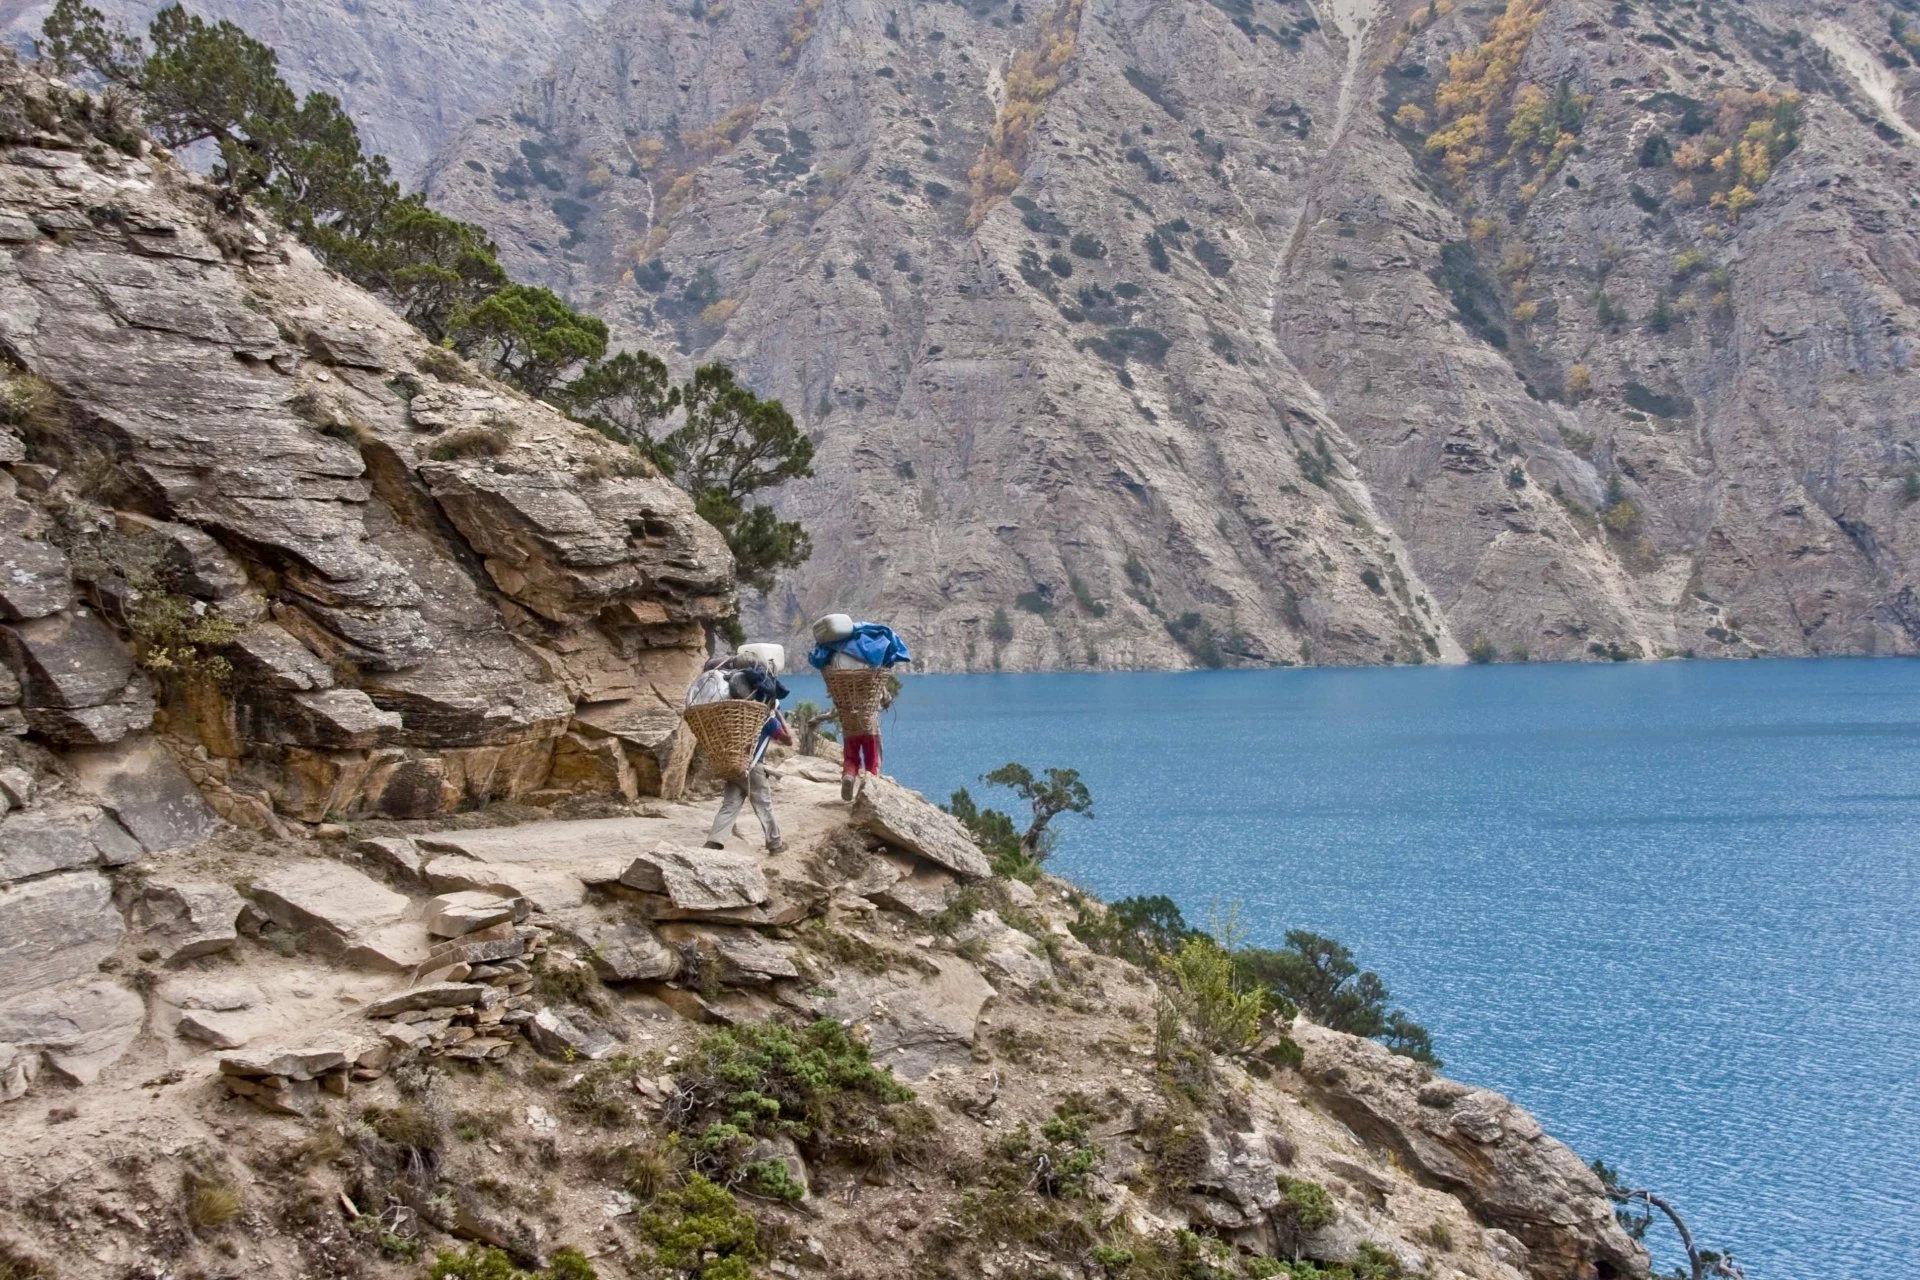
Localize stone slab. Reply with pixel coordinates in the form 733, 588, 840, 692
618, 844, 769, 913
134, 877, 243, 963
424, 890, 522, 938
69, 737, 219, 854
0, 870, 125, 993
250, 859, 410, 952
0, 803, 142, 883
851, 776, 992, 880
0, 533, 72, 620
176, 1009, 249, 1050
423, 855, 586, 911
0, 981, 145, 1085
547, 910, 679, 983
524, 1007, 615, 1061
362, 982, 488, 1018
415, 816, 666, 866
2, 610, 135, 709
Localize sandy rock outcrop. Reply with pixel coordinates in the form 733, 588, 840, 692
1297, 1021, 1644, 1280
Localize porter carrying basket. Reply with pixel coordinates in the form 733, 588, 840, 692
824, 666, 892, 737
683, 698, 771, 783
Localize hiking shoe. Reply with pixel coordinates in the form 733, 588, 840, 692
840, 774, 856, 801
767, 838, 788, 855
703, 840, 725, 850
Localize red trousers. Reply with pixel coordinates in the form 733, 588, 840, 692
842, 733, 882, 775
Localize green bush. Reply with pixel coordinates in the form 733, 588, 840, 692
673, 1019, 924, 1178
1234, 933, 1438, 1067
1466, 636, 1498, 664
1169, 934, 1266, 1054
1070, 894, 1198, 964
426, 1243, 597, 1280
634, 1176, 757, 1280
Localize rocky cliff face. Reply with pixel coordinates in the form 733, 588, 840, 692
0, 0, 608, 182
0, 58, 733, 842
398, 0, 1920, 669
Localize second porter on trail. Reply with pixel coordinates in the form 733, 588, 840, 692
808, 613, 911, 801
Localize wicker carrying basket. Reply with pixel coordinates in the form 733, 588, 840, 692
825, 666, 892, 737
683, 698, 771, 783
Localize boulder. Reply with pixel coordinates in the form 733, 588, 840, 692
548, 911, 679, 983
68, 736, 219, 854
424, 890, 523, 938
1295, 1022, 1646, 1280
618, 844, 769, 914
1, 1040, 40, 1101
0, 803, 142, 883
133, 877, 243, 963
250, 859, 411, 960
0, 981, 145, 1085
2, 610, 135, 708
868, 868, 960, 920
817, 954, 995, 1080
851, 777, 991, 880
23, 684, 155, 745
176, 1009, 249, 1050
282, 689, 403, 749
523, 1007, 615, 1061
0, 870, 125, 992
0, 533, 72, 620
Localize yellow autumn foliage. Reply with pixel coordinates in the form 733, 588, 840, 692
779, 0, 823, 64
1427, 0, 1547, 180
967, 0, 1088, 225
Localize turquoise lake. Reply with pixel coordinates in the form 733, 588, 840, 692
791, 658, 1920, 1278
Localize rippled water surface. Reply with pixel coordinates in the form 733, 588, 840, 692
793, 659, 1920, 1278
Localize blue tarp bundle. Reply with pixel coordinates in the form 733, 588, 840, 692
808, 622, 911, 671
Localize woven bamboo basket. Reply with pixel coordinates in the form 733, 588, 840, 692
824, 666, 892, 737
683, 699, 771, 783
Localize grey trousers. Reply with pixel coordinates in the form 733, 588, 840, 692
708, 764, 781, 844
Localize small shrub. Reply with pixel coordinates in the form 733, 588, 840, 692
563, 1057, 639, 1127
427, 1243, 598, 1280
428, 425, 511, 461
1905, 470, 1920, 505
986, 606, 1015, 645
1466, 636, 1498, 664
184, 1173, 243, 1233
635, 1174, 758, 1279
1168, 934, 1265, 1054
672, 1018, 925, 1179
1359, 568, 1385, 595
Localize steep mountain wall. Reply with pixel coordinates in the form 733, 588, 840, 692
0, 0, 607, 182
412, 0, 1920, 669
